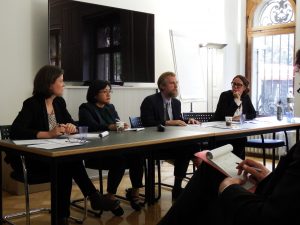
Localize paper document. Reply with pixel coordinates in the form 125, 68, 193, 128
13, 138, 86, 149
195, 144, 254, 190
13, 139, 53, 145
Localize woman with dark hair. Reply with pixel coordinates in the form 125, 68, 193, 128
9, 65, 119, 225
212, 75, 256, 122
79, 80, 145, 215
294, 49, 300, 72
210, 75, 256, 159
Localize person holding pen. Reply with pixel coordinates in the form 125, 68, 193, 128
79, 80, 145, 214
158, 142, 300, 225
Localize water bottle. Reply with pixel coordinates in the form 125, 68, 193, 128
286, 92, 294, 123
277, 100, 283, 121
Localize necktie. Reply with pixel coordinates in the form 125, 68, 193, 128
164, 102, 170, 121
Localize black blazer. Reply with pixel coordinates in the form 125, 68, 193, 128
211, 90, 256, 121
10, 95, 74, 140
140, 92, 183, 127
220, 142, 300, 225
78, 103, 119, 132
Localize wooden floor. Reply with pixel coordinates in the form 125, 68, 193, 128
2, 157, 275, 225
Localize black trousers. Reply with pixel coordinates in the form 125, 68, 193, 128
7, 155, 96, 218
157, 162, 226, 225
85, 153, 144, 194
153, 144, 199, 181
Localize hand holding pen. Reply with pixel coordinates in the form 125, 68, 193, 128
236, 159, 270, 184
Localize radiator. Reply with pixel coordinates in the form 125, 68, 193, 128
246, 131, 296, 157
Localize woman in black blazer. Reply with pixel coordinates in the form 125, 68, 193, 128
79, 80, 144, 214
9, 65, 119, 225
158, 141, 300, 225
211, 75, 256, 159
212, 75, 256, 121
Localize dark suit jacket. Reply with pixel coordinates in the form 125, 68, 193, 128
78, 103, 119, 132
140, 92, 183, 126
10, 95, 74, 140
211, 90, 256, 121
220, 142, 300, 224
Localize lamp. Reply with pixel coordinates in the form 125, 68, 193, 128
199, 42, 227, 112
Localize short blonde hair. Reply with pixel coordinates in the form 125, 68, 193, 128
157, 71, 176, 91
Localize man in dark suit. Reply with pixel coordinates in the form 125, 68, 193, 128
140, 71, 199, 200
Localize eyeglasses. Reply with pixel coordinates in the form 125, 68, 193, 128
66, 137, 87, 144
231, 82, 244, 88
99, 90, 113, 95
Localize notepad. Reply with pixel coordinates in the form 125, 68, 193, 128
195, 144, 254, 190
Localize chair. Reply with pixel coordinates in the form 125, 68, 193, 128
129, 116, 178, 200
246, 132, 289, 171
0, 125, 85, 225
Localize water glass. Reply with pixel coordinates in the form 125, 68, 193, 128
116, 121, 125, 133
78, 126, 88, 141
225, 116, 233, 126
240, 114, 246, 124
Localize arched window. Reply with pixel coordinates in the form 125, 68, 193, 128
246, 0, 295, 116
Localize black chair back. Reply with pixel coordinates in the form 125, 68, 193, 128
182, 112, 214, 122
129, 116, 143, 128
0, 125, 11, 140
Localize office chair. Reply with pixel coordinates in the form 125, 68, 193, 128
0, 125, 85, 225
246, 132, 289, 171
129, 116, 178, 200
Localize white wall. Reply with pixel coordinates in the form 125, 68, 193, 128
0, 0, 48, 125
0, 0, 247, 125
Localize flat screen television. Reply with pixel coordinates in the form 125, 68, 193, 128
49, 0, 154, 84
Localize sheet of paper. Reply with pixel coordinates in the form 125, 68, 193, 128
28, 142, 83, 149
13, 139, 53, 145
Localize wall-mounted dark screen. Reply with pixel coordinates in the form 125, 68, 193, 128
49, 0, 154, 84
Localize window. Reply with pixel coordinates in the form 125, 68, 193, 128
246, 0, 295, 116
95, 24, 122, 83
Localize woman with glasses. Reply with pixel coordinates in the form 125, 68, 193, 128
211, 75, 256, 159
212, 75, 256, 122
79, 80, 145, 216
9, 65, 119, 225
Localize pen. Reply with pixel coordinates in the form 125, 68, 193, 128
236, 162, 262, 172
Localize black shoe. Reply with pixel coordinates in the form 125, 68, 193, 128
57, 217, 69, 225
126, 188, 143, 211
172, 187, 183, 201
111, 205, 124, 216
89, 190, 120, 211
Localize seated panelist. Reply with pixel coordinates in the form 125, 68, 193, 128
79, 80, 144, 214
9, 65, 119, 225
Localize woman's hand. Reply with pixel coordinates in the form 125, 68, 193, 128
188, 118, 200, 124
48, 125, 66, 138
64, 123, 77, 134
165, 120, 187, 126
236, 159, 270, 185
232, 115, 240, 121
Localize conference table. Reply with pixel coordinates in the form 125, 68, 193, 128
1, 117, 300, 225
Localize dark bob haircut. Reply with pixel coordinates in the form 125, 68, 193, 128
86, 80, 112, 103
32, 65, 64, 98
232, 74, 250, 95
